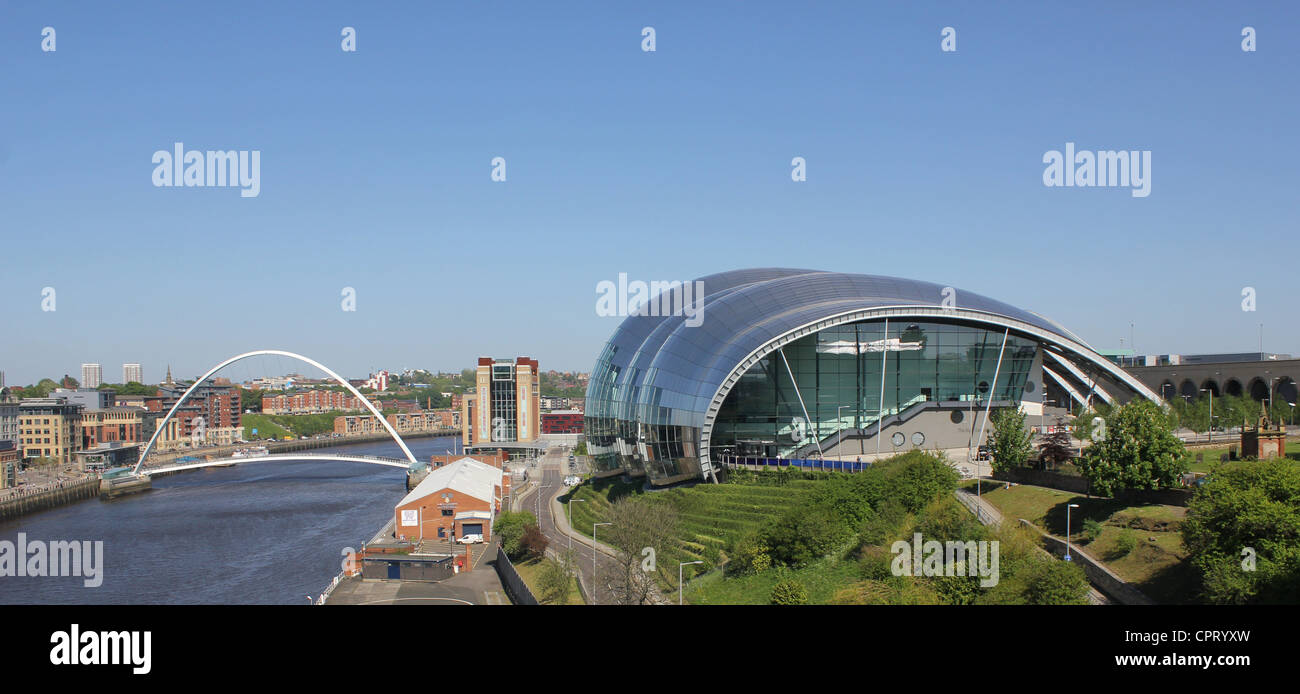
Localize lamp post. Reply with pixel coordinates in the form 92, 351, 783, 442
836, 405, 850, 460
1200, 388, 1214, 442
679, 560, 703, 605
568, 497, 585, 551
593, 522, 611, 604
1065, 503, 1080, 562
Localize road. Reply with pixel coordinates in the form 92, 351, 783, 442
517, 445, 625, 604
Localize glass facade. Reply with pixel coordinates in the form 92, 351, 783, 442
584, 268, 1135, 486
710, 321, 1037, 459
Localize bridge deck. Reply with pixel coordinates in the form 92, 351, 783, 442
141, 453, 412, 476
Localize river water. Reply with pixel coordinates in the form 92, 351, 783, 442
0, 436, 461, 604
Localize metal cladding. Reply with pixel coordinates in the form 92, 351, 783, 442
584, 269, 1143, 484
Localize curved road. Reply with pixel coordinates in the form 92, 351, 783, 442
518, 446, 624, 604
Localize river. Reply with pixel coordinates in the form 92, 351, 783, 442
0, 435, 461, 604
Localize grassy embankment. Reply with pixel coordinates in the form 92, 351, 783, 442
241, 410, 392, 440
970, 481, 1198, 603
510, 556, 586, 605
562, 475, 817, 589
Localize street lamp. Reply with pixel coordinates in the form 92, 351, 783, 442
568, 498, 586, 551
1064, 503, 1080, 562
1200, 388, 1215, 442
679, 560, 703, 605
593, 522, 611, 604
836, 405, 850, 468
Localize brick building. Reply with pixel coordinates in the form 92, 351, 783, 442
81, 407, 144, 448
393, 457, 508, 542
262, 389, 374, 415
541, 410, 584, 434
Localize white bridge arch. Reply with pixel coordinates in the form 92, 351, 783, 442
132, 349, 418, 474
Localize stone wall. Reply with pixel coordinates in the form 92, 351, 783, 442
1020, 519, 1155, 605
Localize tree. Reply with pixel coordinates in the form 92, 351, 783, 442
494, 510, 538, 558
1181, 459, 1300, 604
988, 406, 1033, 473
1070, 403, 1112, 441
520, 524, 549, 560
537, 552, 576, 605
1076, 399, 1189, 497
769, 579, 809, 605
1037, 416, 1074, 469
763, 505, 852, 568
598, 498, 679, 605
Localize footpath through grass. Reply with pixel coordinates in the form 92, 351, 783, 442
972, 481, 1198, 603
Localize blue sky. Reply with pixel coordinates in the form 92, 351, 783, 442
1, 1, 1297, 385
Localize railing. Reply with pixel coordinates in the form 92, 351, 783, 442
138, 452, 410, 474
953, 489, 1000, 526
0, 477, 87, 502
717, 454, 874, 473
314, 573, 343, 605
494, 548, 538, 606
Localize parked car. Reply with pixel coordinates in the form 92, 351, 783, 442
457, 534, 484, 544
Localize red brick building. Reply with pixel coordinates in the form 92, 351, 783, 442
541, 410, 584, 434
394, 458, 507, 543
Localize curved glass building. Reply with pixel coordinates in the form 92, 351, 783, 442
584, 269, 1161, 485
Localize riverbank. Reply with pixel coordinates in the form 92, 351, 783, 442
0, 478, 100, 522
2, 430, 455, 522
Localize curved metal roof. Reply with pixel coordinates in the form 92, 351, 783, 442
594, 269, 1088, 430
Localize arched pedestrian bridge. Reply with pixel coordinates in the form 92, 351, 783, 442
132, 349, 420, 476
139, 452, 412, 476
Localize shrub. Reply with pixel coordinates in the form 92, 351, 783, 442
1082, 518, 1103, 544
763, 505, 852, 567
1110, 532, 1137, 559
495, 510, 538, 558
1182, 459, 1300, 604
770, 579, 808, 605
727, 531, 772, 576
520, 524, 549, 560
537, 556, 573, 605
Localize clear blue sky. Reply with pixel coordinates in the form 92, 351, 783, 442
1, 2, 1297, 385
